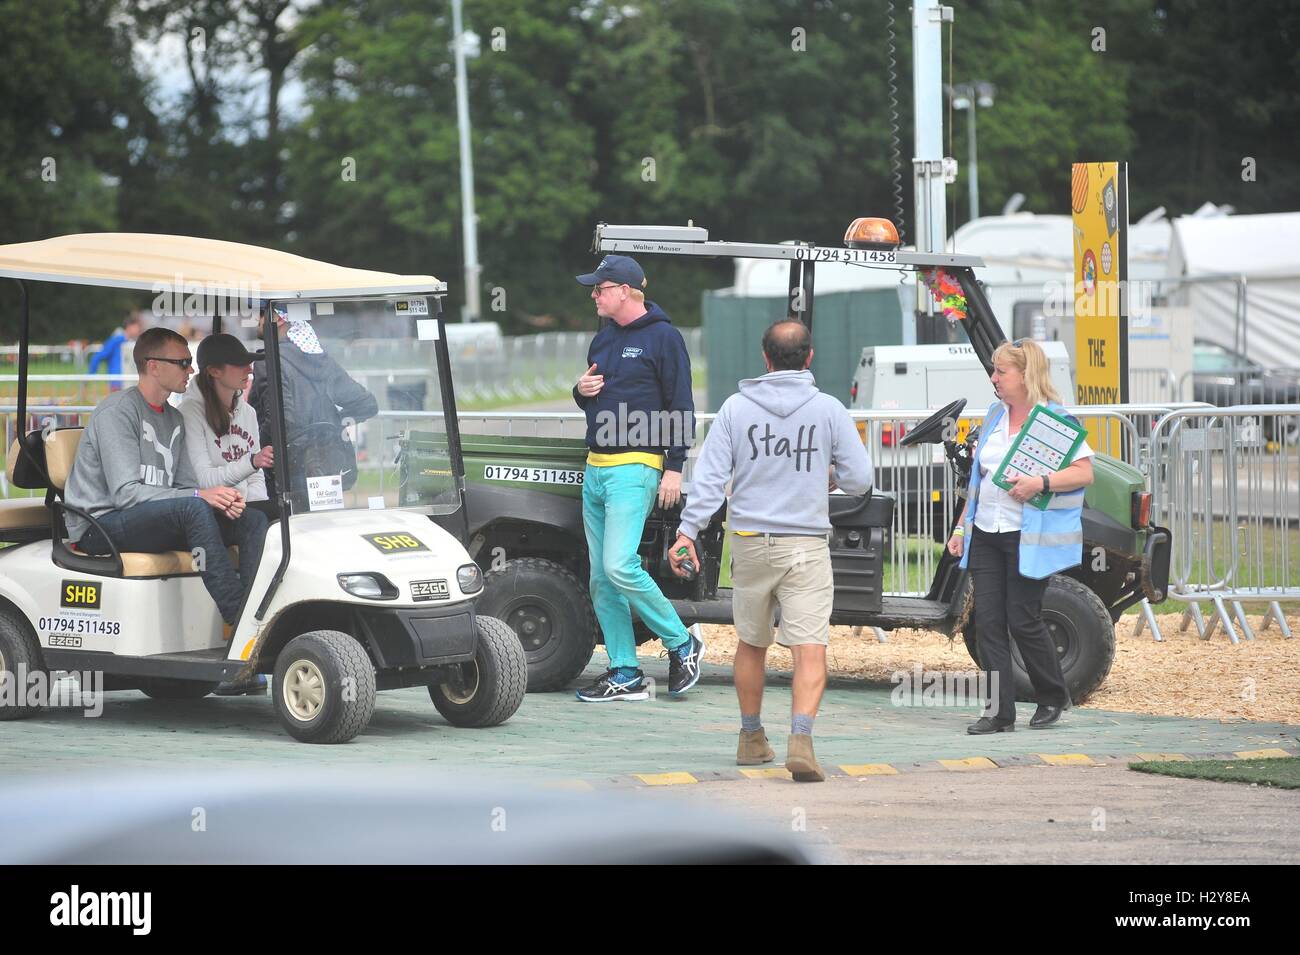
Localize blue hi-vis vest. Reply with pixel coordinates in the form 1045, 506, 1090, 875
958, 400, 1085, 580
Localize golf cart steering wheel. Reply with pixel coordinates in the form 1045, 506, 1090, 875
898, 398, 968, 447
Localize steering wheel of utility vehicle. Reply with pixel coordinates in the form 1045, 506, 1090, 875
898, 398, 968, 447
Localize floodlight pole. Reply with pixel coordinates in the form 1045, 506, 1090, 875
452, 0, 481, 323
911, 1, 954, 344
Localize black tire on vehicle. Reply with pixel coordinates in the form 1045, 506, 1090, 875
429, 615, 528, 727
272, 630, 376, 744
138, 678, 220, 700
962, 574, 1115, 705
477, 558, 596, 692
0, 607, 44, 721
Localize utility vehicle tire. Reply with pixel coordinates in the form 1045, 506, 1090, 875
0, 608, 44, 720
962, 574, 1115, 704
477, 558, 596, 692
430, 615, 528, 727
138, 678, 220, 700
273, 630, 376, 744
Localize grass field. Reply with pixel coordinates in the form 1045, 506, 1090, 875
1130, 757, 1300, 789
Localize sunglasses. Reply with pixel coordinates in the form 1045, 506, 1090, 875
148, 356, 194, 369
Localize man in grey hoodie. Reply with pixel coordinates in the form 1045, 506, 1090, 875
671, 321, 872, 781
64, 327, 269, 627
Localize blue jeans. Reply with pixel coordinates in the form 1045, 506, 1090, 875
583, 463, 688, 670
78, 496, 269, 626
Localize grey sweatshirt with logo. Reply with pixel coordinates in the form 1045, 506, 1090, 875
677, 369, 873, 539
64, 387, 199, 541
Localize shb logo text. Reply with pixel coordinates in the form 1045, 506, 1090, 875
61, 580, 101, 609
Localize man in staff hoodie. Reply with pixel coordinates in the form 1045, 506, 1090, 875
571, 254, 704, 703
671, 321, 873, 781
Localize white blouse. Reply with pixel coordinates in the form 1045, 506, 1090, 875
974, 405, 1093, 534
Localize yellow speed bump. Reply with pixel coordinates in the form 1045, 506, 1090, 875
739, 767, 793, 780
1233, 748, 1293, 759
840, 763, 900, 776
1136, 753, 1190, 762
1038, 753, 1096, 766
939, 757, 997, 771
634, 772, 698, 786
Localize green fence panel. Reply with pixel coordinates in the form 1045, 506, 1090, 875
702, 288, 903, 410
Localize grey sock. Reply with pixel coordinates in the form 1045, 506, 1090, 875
792, 713, 815, 736
741, 713, 762, 733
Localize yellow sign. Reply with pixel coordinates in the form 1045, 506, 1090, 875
1071, 161, 1128, 452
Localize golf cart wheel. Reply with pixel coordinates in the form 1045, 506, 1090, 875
962, 574, 1115, 705
430, 615, 527, 727
138, 678, 220, 700
0, 607, 44, 721
477, 558, 596, 692
273, 630, 376, 744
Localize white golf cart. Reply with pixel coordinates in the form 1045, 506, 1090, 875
0, 234, 526, 743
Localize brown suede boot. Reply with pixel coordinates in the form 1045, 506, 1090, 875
785, 733, 825, 782
737, 728, 776, 765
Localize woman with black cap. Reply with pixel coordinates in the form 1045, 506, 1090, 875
179, 333, 278, 520
179, 332, 277, 696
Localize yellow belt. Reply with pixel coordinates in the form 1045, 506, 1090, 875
586, 451, 664, 470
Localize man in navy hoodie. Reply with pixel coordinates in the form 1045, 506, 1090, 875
571, 255, 704, 702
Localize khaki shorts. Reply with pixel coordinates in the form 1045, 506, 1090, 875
730, 534, 833, 649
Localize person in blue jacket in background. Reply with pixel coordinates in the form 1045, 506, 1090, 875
88, 313, 143, 391
571, 254, 704, 703
948, 339, 1095, 735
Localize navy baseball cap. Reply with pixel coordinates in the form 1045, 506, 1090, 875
576, 254, 647, 289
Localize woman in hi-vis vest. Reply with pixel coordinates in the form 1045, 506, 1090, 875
947, 339, 1095, 735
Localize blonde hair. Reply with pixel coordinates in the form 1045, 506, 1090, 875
991, 339, 1062, 406
629, 288, 646, 304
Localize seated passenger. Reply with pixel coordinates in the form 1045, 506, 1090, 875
63, 327, 269, 627
179, 334, 278, 521
249, 304, 378, 506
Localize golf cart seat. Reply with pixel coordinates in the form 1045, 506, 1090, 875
117, 546, 240, 578
0, 443, 50, 534
1, 438, 55, 542
0, 497, 49, 534
44, 427, 239, 578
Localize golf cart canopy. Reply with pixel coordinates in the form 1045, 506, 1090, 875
0, 233, 446, 299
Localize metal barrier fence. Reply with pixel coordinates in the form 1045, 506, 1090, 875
0, 328, 707, 408
1129, 367, 1179, 404
1146, 404, 1300, 644
0, 344, 93, 365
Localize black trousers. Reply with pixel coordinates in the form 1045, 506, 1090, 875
969, 526, 1069, 721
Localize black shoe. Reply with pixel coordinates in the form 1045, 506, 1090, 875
1029, 704, 1065, 728
214, 674, 267, 697
575, 670, 649, 703
967, 716, 1015, 735
668, 627, 705, 696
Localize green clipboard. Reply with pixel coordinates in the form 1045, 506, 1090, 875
991, 405, 1087, 511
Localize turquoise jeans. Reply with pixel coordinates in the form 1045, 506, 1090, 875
583, 463, 689, 670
